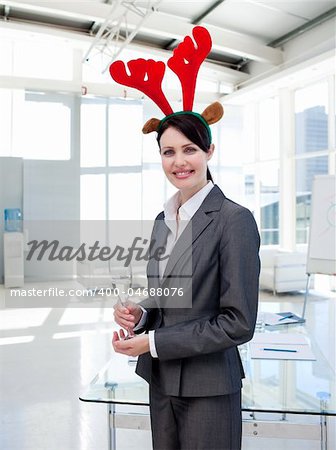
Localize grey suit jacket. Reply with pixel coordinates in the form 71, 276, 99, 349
135, 185, 260, 397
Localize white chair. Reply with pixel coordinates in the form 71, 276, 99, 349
259, 248, 308, 295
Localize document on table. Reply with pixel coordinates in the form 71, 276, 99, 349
261, 311, 305, 326
250, 333, 316, 360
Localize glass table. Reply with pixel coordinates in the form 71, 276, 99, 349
80, 325, 336, 450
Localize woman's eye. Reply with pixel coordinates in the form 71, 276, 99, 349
163, 149, 174, 156
185, 147, 196, 153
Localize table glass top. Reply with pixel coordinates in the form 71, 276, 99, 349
80, 326, 336, 416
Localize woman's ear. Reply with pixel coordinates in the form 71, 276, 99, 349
207, 143, 215, 161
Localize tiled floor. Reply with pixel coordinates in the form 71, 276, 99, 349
0, 281, 335, 450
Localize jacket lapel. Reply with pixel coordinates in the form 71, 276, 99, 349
147, 214, 169, 287
161, 185, 225, 283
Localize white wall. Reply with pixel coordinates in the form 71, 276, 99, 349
23, 160, 80, 281
0, 157, 23, 283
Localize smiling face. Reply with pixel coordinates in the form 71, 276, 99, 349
159, 126, 214, 203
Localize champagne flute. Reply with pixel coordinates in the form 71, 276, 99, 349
112, 274, 134, 340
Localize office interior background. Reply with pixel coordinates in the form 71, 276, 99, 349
0, 1, 335, 449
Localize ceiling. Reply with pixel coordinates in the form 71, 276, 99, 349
0, 0, 335, 89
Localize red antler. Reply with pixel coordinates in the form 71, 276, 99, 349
168, 26, 212, 111
109, 59, 173, 115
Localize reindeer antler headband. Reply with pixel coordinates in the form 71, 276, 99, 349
109, 26, 224, 139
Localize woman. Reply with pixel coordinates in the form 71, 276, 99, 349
112, 113, 260, 450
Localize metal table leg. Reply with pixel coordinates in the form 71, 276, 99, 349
320, 413, 328, 450
107, 403, 116, 450
318, 392, 331, 450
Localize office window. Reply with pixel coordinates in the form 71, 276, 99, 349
82, 58, 112, 84
242, 105, 256, 164
142, 168, 165, 219
12, 91, 72, 160
109, 173, 142, 220
295, 156, 328, 243
80, 99, 143, 221
80, 174, 106, 220
220, 105, 244, 166
81, 103, 106, 168
0, 40, 12, 76
108, 102, 142, 167
142, 100, 163, 163
243, 170, 256, 212
295, 82, 328, 154
217, 167, 244, 205
13, 40, 73, 80
295, 80, 330, 244
259, 97, 279, 160
143, 133, 161, 164
241, 99, 280, 244
0, 89, 12, 156
260, 161, 279, 245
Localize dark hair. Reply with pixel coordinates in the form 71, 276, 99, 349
157, 114, 214, 182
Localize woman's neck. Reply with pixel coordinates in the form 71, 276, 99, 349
179, 180, 208, 205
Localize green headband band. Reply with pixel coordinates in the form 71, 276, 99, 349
158, 111, 212, 142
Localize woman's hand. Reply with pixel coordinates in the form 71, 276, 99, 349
112, 330, 150, 357
113, 300, 142, 331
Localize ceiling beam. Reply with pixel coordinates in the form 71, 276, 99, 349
141, 14, 283, 64
165, 0, 227, 50
268, 6, 336, 47
222, 49, 335, 103
192, 0, 227, 24
0, 18, 249, 87
0, 0, 283, 65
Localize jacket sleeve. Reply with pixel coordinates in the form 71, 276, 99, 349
154, 207, 260, 360
132, 296, 160, 333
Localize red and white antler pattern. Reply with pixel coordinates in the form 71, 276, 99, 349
168, 26, 212, 111
109, 59, 173, 115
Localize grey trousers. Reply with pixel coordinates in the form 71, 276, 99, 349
149, 382, 242, 450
